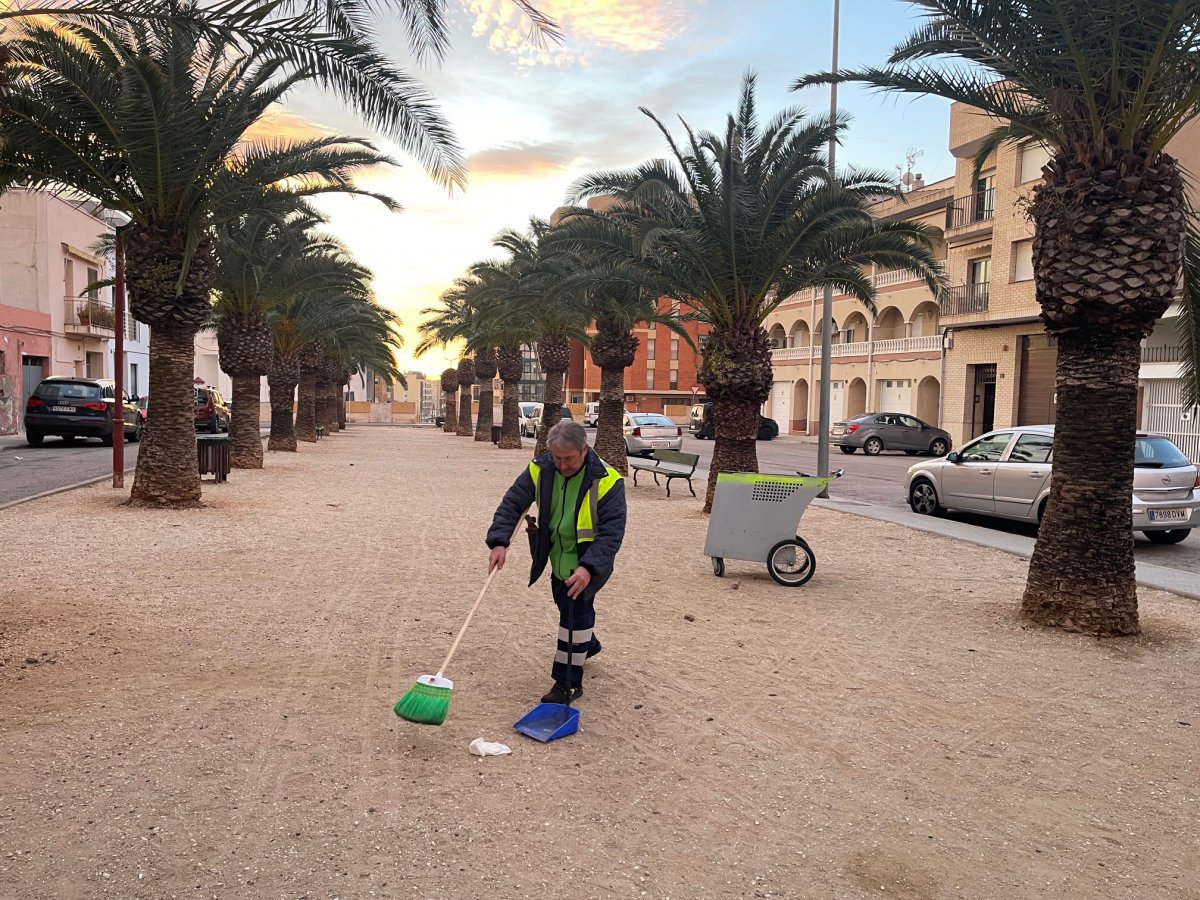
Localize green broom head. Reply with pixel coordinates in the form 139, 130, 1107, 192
394, 674, 453, 725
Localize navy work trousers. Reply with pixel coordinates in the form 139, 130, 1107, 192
550, 576, 599, 687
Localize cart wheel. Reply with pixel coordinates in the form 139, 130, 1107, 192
711, 557, 725, 577
766, 538, 816, 587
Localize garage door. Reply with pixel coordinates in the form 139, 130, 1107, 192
770, 382, 791, 434
877, 379, 912, 412
1018, 334, 1057, 425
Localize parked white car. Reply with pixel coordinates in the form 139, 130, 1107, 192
583, 401, 600, 426
904, 425, 1200, 544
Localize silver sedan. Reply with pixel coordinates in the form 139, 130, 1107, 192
904, 425, 1200, 544
623, 413, 684, 456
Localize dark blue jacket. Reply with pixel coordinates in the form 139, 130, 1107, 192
487, 447, 627, 588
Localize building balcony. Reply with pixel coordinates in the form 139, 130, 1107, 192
777, 268, 929, 307
946, 188, 995, 239
1141, 345, 1182, 363
944, 283, 990, 316
64, 297, 116, 338
770, 334, 943, 361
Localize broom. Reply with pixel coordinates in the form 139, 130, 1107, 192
394, 508, 529, 725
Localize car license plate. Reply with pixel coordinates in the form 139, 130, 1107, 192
1149, 508, 1187, 522
652, 441, 670, 448
51, 405, 76, 413
832, 426, 844, 435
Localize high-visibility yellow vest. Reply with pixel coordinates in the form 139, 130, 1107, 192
529, 460, 622, 543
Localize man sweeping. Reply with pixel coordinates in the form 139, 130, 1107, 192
487, 420, 626, 704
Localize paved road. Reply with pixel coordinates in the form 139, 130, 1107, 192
580, 428, 1200, 579
0, 434, 140, 507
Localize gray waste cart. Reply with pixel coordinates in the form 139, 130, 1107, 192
703, 470, 842, 586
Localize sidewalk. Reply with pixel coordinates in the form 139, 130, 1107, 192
2, 426, 1198, 899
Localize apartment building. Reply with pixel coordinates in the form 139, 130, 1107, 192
0, 190, 127, 435
764, 177, 953, 434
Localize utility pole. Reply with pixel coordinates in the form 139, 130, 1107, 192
817, 0, 840, 495
112, 228, 125, 489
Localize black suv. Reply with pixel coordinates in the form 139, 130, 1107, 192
24, 377, 140, 446
690, 401, 779, 441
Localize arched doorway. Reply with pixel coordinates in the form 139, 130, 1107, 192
917, 375, 941, 425
792, 379, 809, 433
768, 323, 787, 348
909, 301, 941, 337
874, 306, 905, 340
847, 378, 867, 418
790, 320, 811, 348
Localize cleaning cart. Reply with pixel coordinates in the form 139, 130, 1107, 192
703, 470, 842, 586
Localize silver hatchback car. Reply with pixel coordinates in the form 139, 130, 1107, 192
904, 425, 1200, 544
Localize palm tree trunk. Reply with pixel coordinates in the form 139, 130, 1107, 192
296, 372, 318, 442
229, 374, 262, 468
704, 399, 760, 512
314, 380, 330, 435
129, 323, 202, 507
337, 377, 347, 429
496, 346, 524, 450
443, 393, 457, 433
594, 365, 628, 474
267, 360, 298, 452
474, 349, 497, 442
457, 382, 473, 435
535, 368, 565, 456
1021, 332, 1141, 635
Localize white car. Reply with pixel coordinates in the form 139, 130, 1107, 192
904, 425, 1200, 544
583, 401, 600, 426
517, 402, 539, 438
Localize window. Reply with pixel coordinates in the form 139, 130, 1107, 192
129, 363, 138, 394
670, 338, 679, 360
669, 371, 678, 390
1008, 433, 1053, 463
898, 415, 923, 428
647, 339, 655, 361
86, 267, 99, 302
1019, 142, 1051, 184
1012, 239, 1034, 282
969, 257, 992, 286
646, 369, 655, 389
974, 174, 995, 221
961, 433, 1013, 462
125, 311, 137, 341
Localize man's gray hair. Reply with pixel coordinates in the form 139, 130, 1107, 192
547, 420, 588, 452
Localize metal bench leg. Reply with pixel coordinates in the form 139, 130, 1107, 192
665, 476, 672, 498
632, 469, 640, 486
686, 476, 695, 497
652, 472, 660, 486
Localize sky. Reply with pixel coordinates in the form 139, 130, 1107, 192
280, 0, 955, 375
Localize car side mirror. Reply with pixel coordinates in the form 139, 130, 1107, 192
946, 451, 961, 464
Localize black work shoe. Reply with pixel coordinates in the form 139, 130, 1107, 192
586, 637, 602, 659
541, 681, 583, 704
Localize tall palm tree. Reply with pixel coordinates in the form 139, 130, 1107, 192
0, 12, 402, 505
455, 355, 475, 436
566, 74, 943, 509
548, 206, 694, 474
440, 368, 459, 433
796, 1, 1200, 637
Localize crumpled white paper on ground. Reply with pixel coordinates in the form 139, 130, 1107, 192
469, 737, 512, 757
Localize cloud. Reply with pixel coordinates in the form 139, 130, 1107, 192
241, 107, 334, 145
466, 141, 577, 178
463, 0, 699, 65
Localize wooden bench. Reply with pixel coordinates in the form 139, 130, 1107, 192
628, 449, 700, 498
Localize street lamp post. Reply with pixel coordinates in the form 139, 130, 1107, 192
816, 0, 840, 495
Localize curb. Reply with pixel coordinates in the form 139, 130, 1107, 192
0, 469, 134, 512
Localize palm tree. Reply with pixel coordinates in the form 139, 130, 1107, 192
0, 12, 403, 505
265, 239, 376, 451
796, 2, 1200, 636
455, 355, 475, 436
548, 206, 694, 474
565, 74, 943, 509
440, 368, 459, 433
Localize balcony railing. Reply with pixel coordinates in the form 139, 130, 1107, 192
778, 268, 927, 306
944, 283, 990, 316
770, 335, 943, 360
1142, 345, 1182, 363
64, 296, 116, 337
949, 188, 996, 230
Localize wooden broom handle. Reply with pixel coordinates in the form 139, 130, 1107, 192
436, 507, 529, 677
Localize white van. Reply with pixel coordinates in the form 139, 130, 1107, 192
583, 401, 600, 426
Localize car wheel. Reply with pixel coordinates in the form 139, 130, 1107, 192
929, 438, 950, 457
711, 557, 724, 577
839, 445, 855, 455
132, 419, 144, 442
1144, 529, 1190, 545
1037, 498, 1048, 529
210, 416, 221, 434
61, 434, 77, 444
26, 429, 44, 447
766, 538, 816, 587
905, 450, 918, 456
100, 430, 113, 447
908, 479, 943, 516
863, 436, 883, 456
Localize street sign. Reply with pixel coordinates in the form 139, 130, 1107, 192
690, 385, 700, 403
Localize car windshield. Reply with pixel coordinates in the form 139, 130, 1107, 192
38, 381, 101, 401
633, 415, 674, 426
1135, 436, 1192, 469
520, 404, 537, 416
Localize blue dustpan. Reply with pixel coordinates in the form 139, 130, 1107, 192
513, 702, 580, 742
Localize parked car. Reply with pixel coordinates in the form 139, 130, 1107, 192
583, 401, 600, 426
904, 425, 1200, 544
522, 402, 572, 438
623, 412, 684, 456
194, 386, 230, 433
23, 377, 140, 446
689, 401, 778, 441
833, 412, 951, 457
136, 395, 150, 426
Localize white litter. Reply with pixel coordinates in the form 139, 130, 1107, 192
469, 737, 512, 757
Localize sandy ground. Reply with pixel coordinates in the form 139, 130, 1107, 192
1, 426, 1198, 900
